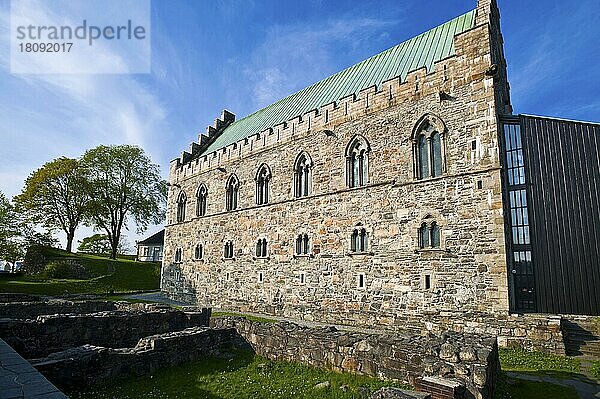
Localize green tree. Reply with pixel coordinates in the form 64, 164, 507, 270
77, 233, 111, 254
77, 233, 131, 255
0, 191, 55, 271
0, 192, 22, 266
14, 157, 88, 252
81, 145, 166, 259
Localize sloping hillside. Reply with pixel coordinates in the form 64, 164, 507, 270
0, 246, 160, 295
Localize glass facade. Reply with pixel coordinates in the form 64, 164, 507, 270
503, 122, 535, 312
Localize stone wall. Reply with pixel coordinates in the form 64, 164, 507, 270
0, 293, 42, 303
33, 326, 231, 391
410, 311, 565, 355
161, 3, 513, 331
211, 317, 499, 399
0, 299, 118, 319
0, 307, 211, 358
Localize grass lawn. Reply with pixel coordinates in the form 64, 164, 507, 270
0, 247, 160, 295
71, 349, 409, 399
494, 347, 586, 399
498, 347, 581, 375
592, 361, 600, 380
212, 311, 278, 323
493, 371, 579, 399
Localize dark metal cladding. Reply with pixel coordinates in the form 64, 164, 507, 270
501, 114, 600, 315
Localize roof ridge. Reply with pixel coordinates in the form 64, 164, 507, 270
234, 10, 476, 126
197, 9, 476, 157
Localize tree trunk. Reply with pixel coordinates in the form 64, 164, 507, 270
66, 230, 75, 253
110, 236, 118, 259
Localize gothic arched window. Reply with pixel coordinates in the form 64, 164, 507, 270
295, 234, 310, 255
223, 240, 234, 259
419, 218, 441, 249
174, 248, 183, 263
225, 175, 239, 211
255, 164, 271, 205
256, 238, 268, 258
413, 114, 447, 180
350, 228, 368, 252
196, 184, 208, 217
294, 152, 313, 198
418, 135, 429, 179
345, 136, 370, 188
419, 222, 430, 248
176, 192, 187, 223
194, 243, 203, 260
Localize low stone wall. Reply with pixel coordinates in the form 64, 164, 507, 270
33, 326, 231, 391
409, 312, 565, 355
211, 317, 499, 399
0, 307, 211, 358
0, 293, 42, 303
0, 299, 118, 319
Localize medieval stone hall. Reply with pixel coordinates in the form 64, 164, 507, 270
161, 0, 600, 332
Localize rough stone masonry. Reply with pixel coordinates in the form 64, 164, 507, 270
162, 0, 515, 335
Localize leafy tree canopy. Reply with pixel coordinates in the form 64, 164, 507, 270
81, 145, 166, 259
77, 233, 111, 254
0, 191, 57, 267
14, 157, 88, 252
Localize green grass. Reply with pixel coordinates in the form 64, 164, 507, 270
493, 371, 579, 399
591, 361, 600, 380
498, 347, 581, 374
212, 311, 278, 323
71, 349, 409, 399
0, 247, 160, 295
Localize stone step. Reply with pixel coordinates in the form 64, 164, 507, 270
562, 318, 600, 358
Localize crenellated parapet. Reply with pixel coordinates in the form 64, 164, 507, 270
169, 5, 502, 183
171, 109, 236, 169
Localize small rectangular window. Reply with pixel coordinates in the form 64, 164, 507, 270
477, 180, 483, 189
300, 273, 306, 284
258, 272, 264, 283
471, 140, 477, 150
357, 273, 365, 289
424, 274, 431, 290
226, 272, 230, 281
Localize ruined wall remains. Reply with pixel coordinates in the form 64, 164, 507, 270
211, 317, 499, 399
33, 326, 231, 391
0, 299, 118, 319
0, 307, 210, 358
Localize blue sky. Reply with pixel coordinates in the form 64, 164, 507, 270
0, 0, 599, 249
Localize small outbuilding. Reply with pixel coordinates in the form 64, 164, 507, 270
136, 230, 164, 262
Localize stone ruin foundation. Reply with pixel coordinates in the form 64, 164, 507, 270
0, 296, 502, 399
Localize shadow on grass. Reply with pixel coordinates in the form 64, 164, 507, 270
70, 349, 254, 399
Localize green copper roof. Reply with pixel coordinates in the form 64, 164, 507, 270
202, 9, 476, 155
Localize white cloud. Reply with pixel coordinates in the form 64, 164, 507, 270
241, 16, 398, 108
0, 0, 170, 250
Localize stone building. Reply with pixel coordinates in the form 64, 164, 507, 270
161, 0, 600, 329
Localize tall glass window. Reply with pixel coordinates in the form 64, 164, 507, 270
503, 122, 535, 311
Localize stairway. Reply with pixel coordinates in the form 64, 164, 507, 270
562, 318, 600, 358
